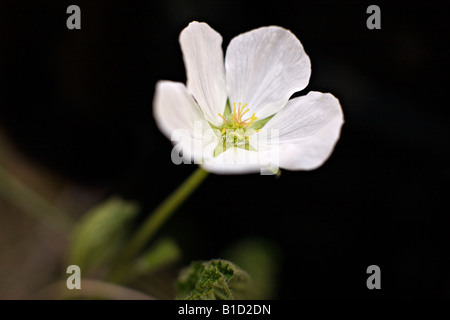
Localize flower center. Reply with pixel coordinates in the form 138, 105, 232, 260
214, 102, 258, 156
218, 102, 258, 131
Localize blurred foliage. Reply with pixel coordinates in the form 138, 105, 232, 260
2, 133, 273, 300
0, 164, 73, 235
225, 238, 279, 299
131, 237, 181, 278
68, 197, 140, 274
176, 259, 250, 300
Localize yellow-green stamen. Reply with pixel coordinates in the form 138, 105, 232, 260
214, 102, 259, 156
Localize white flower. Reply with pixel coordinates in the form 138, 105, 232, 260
153, 21, 344, 174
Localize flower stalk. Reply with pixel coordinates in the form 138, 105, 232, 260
109, 167, 209, 282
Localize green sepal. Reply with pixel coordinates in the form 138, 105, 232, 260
209, 122, 219, 130
213, 141, 225, 157
235, 142, 257, 152
223, 99, 232, 117
250, 114, 275, 131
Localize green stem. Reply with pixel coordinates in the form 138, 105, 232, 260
109, 167, 209, 282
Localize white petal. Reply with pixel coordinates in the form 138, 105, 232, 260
200, 132, 281, 175
225, 26, 311, 119
179, 21, 227, 126
201, 148, 263, 174
262, 91, 344, 170
153, 80, 203, 136
153, 80, 218, 163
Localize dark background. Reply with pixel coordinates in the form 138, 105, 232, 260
0, 0, 449, 299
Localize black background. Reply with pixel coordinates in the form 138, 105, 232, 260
0, 0, 449, 299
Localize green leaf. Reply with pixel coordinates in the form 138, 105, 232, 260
132, 237, 181, 276
68, 197, 140, 273
176, 259, 251, 300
